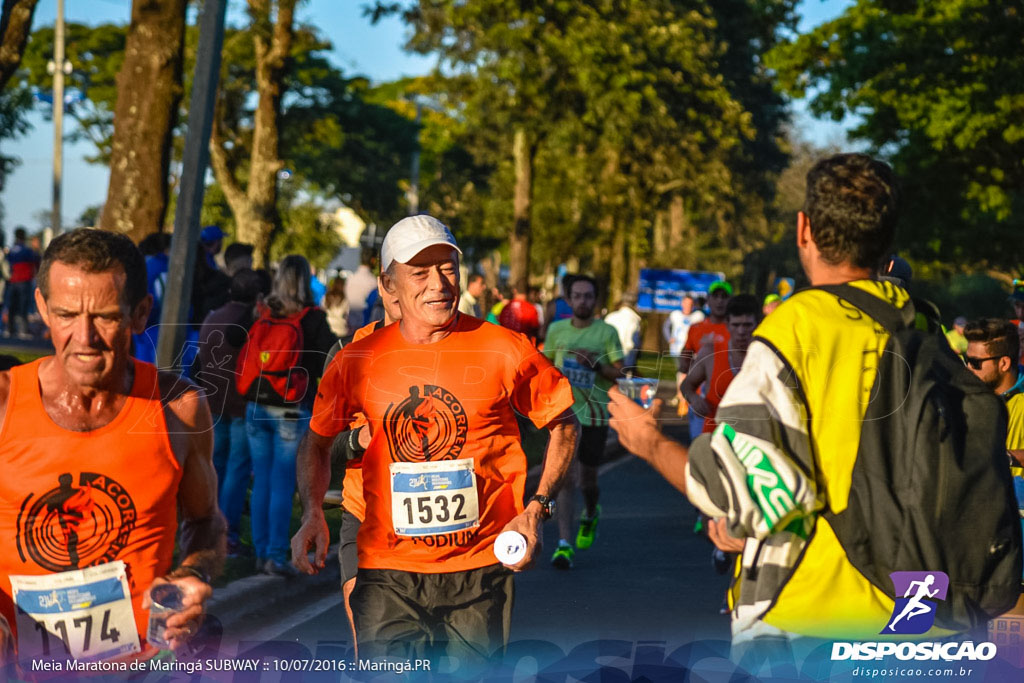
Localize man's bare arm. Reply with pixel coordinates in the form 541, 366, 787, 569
607, 388, 690, 495
153, 379, 225, 647
167, 384, 226, 580
534, 408, 580, 499
292, 430, 336, 574
597, 359, 624, 383
501, 409, 579, 571
680, 346, 710, 409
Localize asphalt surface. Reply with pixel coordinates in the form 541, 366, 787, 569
210, 420, 735, 670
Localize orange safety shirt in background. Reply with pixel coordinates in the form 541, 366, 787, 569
339, 319, 388, 522
0, 359, 182, 649
311, 313, 574, 574
683, 320, 729, 359
701, 339, 737, 434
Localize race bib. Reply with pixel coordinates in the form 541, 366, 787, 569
562, 355, 595, 389
390, 458, 480, 536
11, 561, 141, 663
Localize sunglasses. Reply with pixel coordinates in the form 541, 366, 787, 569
965, 355, 1006, 370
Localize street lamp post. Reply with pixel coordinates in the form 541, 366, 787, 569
49, 0, 70, 236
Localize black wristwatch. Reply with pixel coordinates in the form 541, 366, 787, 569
168, 565, 211, 585
527, 494, 556, 520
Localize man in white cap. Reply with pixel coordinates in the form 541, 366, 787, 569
292, 215, 579, 666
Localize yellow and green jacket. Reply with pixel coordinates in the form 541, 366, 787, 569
685, 280, 956, 642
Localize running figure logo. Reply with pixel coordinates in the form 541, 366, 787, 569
882, 571, 950, 635
383, 385, 469, 463
16, 472, 138, 572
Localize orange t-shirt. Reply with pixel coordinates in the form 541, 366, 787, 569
339, 320, 388, 521
701, 339, 737, 433
683, 320, 730, 358
311, 313, 574, 573
0, 359, 181, 658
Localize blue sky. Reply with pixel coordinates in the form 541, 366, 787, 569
1, 0, 853, 235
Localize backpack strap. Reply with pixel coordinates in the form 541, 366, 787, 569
814, 283, 915, 334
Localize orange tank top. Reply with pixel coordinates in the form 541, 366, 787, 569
702, 339, 737, 434
0, 358, 182, 653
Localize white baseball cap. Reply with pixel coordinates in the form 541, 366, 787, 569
380, 215, 462, 272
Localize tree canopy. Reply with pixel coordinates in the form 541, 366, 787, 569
768, 0, 1024, 271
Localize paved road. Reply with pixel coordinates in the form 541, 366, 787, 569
224, 433, 734, 670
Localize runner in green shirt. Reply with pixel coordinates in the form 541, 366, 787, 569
543, 275, 624, 568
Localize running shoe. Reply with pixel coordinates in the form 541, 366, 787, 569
575, 505, 601, 549
551, 541, 575, 570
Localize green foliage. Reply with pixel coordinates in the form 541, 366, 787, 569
21, 23, 126, 162
768, 0, 1024, 271
378, 0, 796, 294
0, 85, 31, 195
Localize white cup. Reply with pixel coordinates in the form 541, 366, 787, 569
493, 530, 528, 565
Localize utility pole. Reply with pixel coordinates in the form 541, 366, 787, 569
49, 0, 69, 235
156, 0, 228, 369
407, 99, 421, 215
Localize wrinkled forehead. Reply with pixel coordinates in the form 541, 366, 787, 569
45, 262, 132, 309
402, 244, 460, 269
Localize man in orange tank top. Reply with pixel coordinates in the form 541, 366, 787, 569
680, 294, 760, 433
0, 229, 225, 669
292, 215, 578, 666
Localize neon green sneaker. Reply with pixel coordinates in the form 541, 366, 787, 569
551, 541, 575, 570
575, 505, 601, 549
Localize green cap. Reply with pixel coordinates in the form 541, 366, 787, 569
708, 281, 733, 296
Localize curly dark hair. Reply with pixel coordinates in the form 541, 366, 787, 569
804, 153, 900, 269
38, 228, 148, 308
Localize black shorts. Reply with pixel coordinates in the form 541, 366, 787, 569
338, 508, 360, 586
351, 565, 514, 666
578, 425, 609, 467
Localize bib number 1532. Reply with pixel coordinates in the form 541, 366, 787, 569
390, 458, 480, 536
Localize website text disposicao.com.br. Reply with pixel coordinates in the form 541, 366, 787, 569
851, 665, 977, 678
835, 640, 997, 678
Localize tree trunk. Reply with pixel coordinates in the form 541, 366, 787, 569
653, 208, 667, 258
608, 221, 626, 307
509, 127, 534, 293
0, 0, 39, 90
99, 0, 186, 242
669, 193, 696, 269
209, 0, 296, 268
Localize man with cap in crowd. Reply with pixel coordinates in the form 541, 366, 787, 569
199, 226, 225, 270
946, 316, 968, 356
291, 215, 579, 666
762, 293, 782, 317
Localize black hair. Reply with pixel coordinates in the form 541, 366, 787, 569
224, 242, 254, 266
726, 293, 760, 321
137, 231, 171, 257
39, 228, 147, 308
228, 268, 262, 305
568, 274, 598, 299
964, 318, 1020, 367
804, 153, 900, 269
